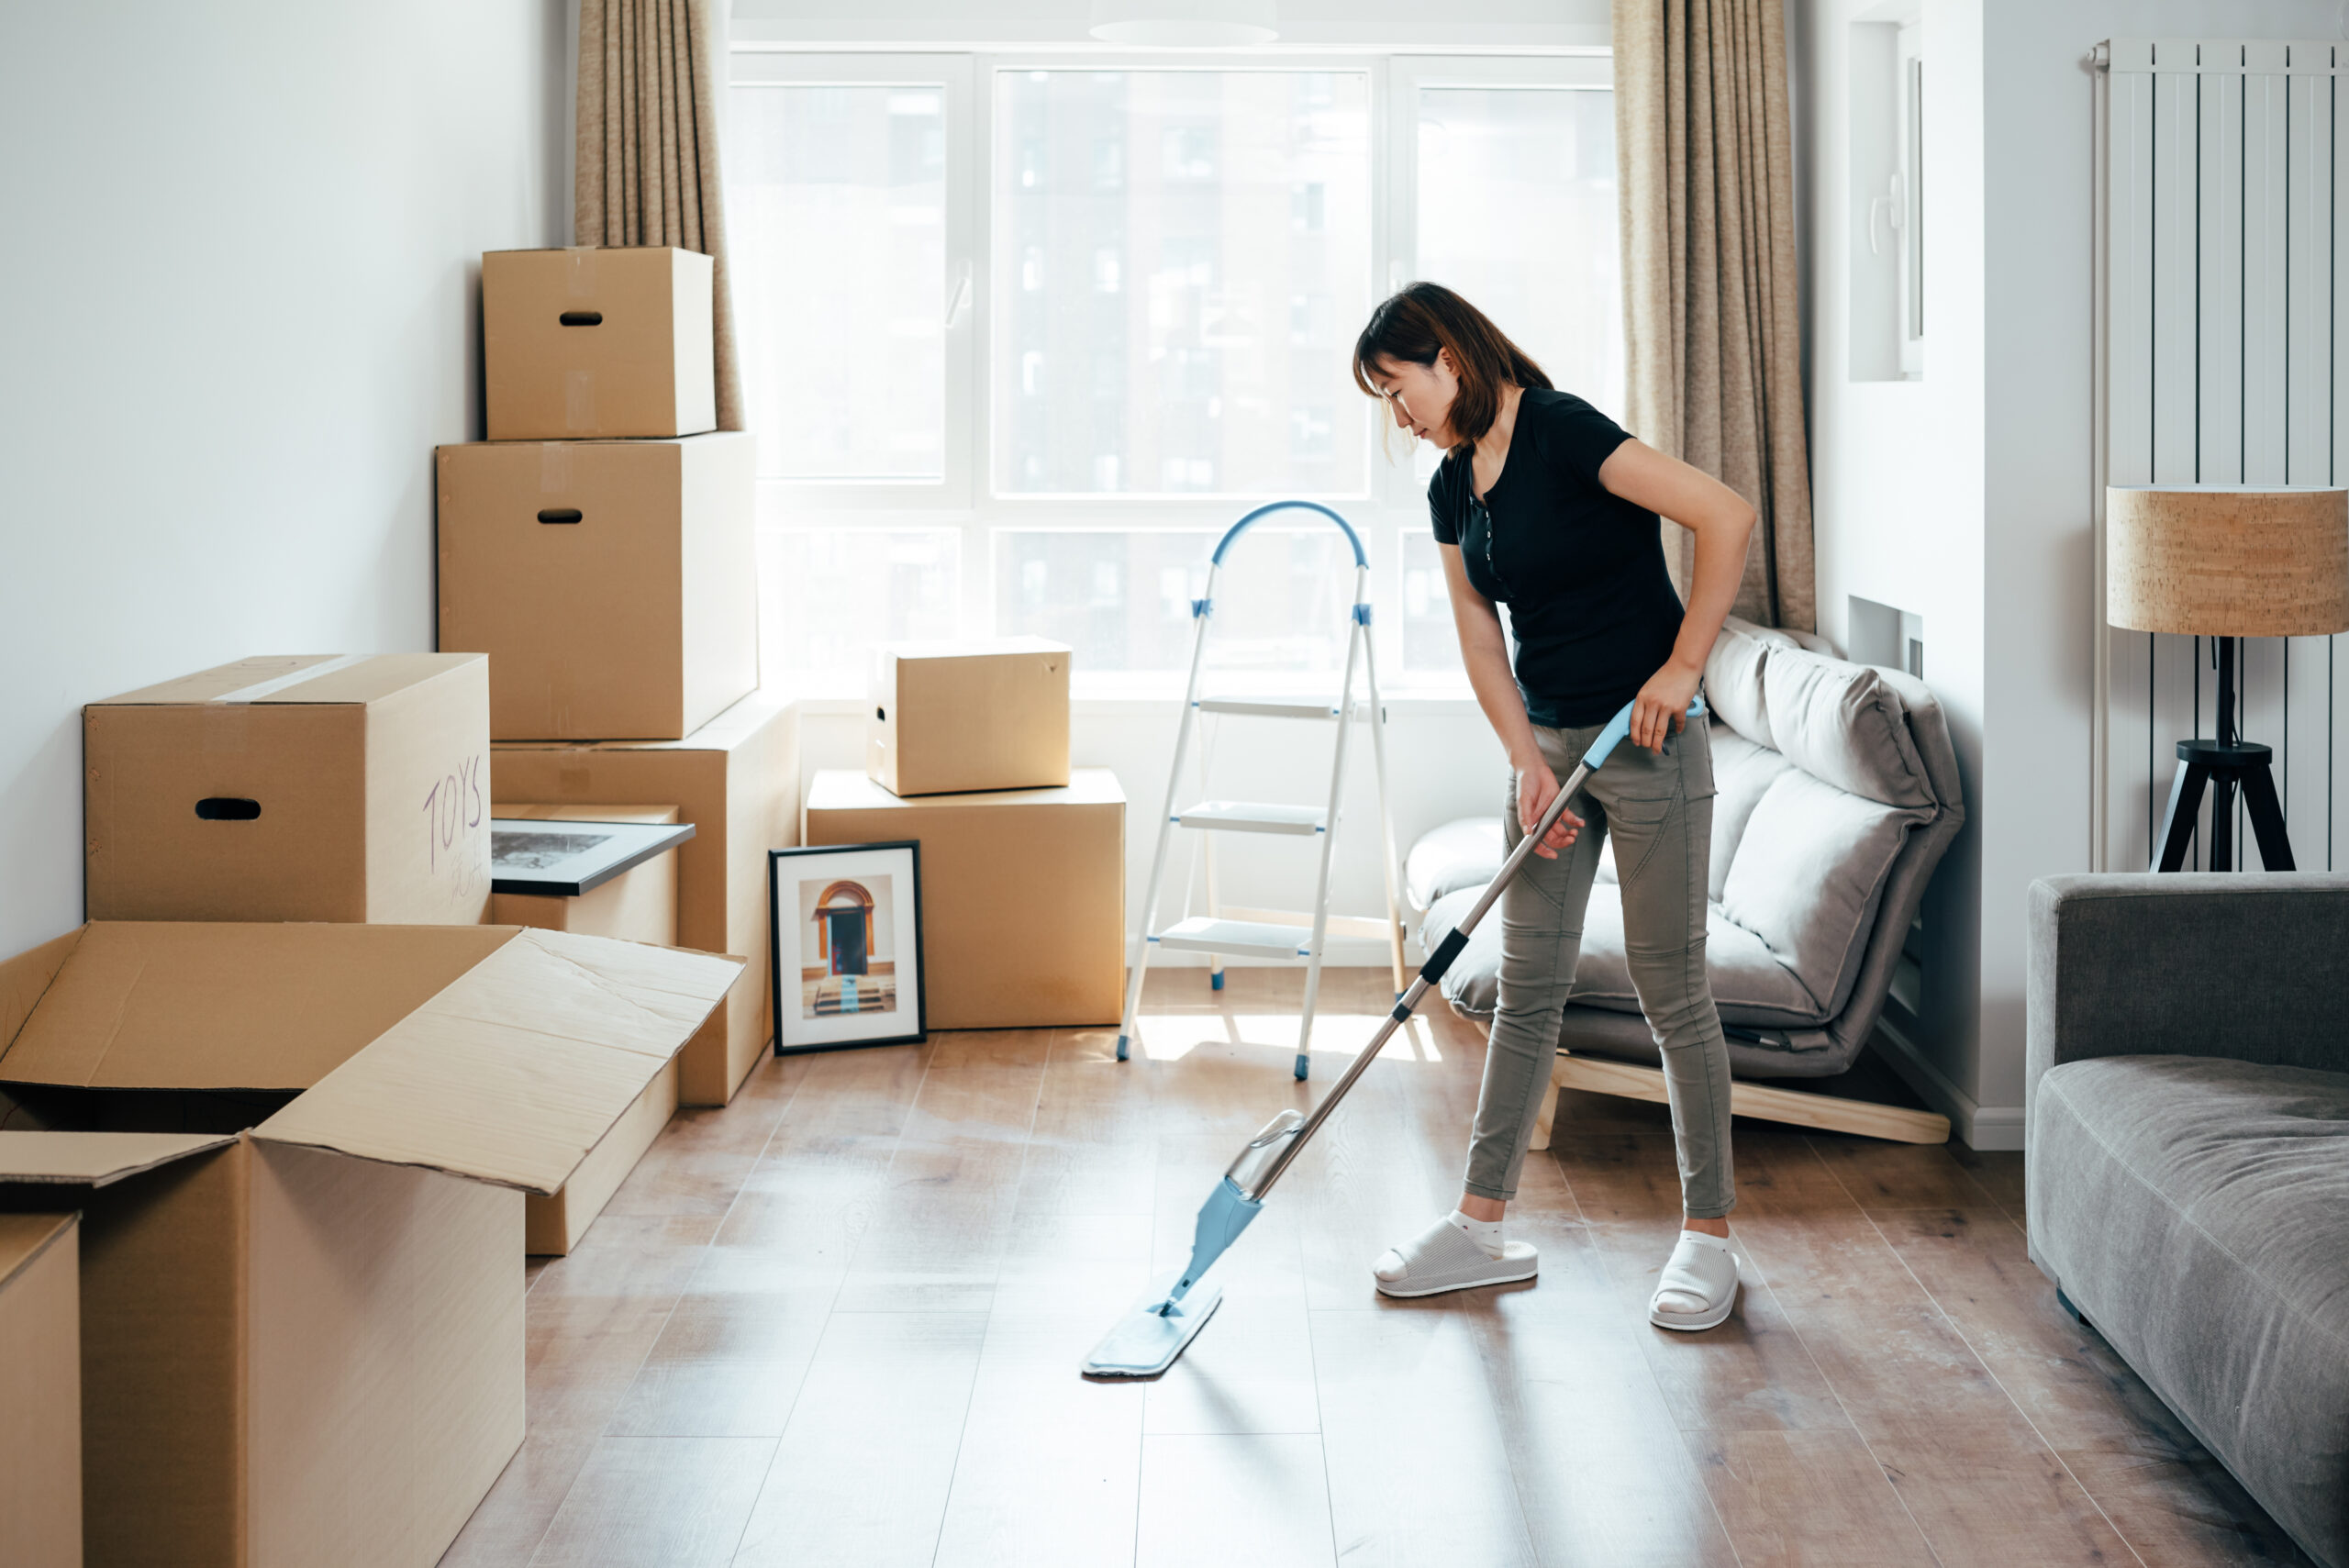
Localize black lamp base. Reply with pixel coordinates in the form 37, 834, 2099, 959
2155, 738, 2294, 872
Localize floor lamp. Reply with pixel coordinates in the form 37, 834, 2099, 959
2107, 486, 2349, 871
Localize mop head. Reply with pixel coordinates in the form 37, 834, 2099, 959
1079, 1272, 1225, 1379
1080, 1175, 1262, 1378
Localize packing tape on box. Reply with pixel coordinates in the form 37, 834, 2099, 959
565, 371, 595, 433
539, 442, 573, 493
205, 653, 371, 705
566, 247, 595, 298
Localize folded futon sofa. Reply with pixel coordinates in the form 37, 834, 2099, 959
1407, 616, 1965, 1080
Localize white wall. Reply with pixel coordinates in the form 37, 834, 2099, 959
1796, 0, 2342, 1146
796, 698, 1504, 970
0, 1, 571, 961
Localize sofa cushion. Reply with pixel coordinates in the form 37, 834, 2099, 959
2030, 1056, 2349, 1568
1719, 771, 1924, 1017
1762, 650, 1937, 808
1701, 617, 1787, 746
1709, 724, 1796, 900
1404, 816, 1504, 912
1421, 883, 1824, 1027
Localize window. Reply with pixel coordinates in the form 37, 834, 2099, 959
993, 70, 1372, 497
727, 50, 1618, 694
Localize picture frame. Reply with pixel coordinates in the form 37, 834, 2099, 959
768, 840, 927, 1053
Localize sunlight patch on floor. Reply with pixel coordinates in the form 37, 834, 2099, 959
1131, 1012, 1439, 1063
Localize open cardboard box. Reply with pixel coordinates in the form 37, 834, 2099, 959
0, 920, 741, 1568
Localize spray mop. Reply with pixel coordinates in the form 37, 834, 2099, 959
1082, 692, 1705, 1378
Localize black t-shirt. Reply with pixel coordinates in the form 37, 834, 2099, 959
1429, 388, 1685, 728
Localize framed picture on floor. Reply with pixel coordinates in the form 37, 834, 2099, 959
768, 840, 926, 1052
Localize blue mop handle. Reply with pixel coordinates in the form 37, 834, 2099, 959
1540, 691, 1709, 832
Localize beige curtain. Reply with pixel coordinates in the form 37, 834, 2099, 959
1614, 0, 1816, 631
576, 0, 744, 432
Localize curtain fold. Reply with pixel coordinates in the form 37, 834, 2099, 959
1615, 0, 1815, 631
577, 0, 744, 432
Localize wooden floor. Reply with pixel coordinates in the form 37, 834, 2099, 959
444, 968, 2312, 1568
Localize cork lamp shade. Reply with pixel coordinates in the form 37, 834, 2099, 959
2107, 486, 2349, 637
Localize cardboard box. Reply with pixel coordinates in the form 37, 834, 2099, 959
492, 693, 797, 1105
0, 1212, 79, 1568
438, 434, 758, 741
0, 920, 740, 1568
84, 654, 492, 925
484, 246, 716, 440
804, 769, 1124, 1028
492, 804, 684, 1255
868, 638, 1071, 796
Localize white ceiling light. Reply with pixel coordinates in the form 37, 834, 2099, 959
1089, 0, 1279, 47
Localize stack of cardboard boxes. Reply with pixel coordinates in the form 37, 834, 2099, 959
805, 639, 1126, 1029
442, 246, 798, 1108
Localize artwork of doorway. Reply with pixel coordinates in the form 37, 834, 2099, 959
769, 840, 926, 1052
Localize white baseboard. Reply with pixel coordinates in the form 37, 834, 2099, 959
1870, 1019, 2024, 1152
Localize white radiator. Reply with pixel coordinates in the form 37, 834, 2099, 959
2098, 38, 2345, 872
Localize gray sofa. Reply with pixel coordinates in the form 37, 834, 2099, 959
1408, 617, 1965, 1079
2027, 873, 2349, 1568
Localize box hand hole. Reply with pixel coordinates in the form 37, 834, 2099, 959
558, 310, 602, 327
195, 797, 262, 821
538, 508, 584, 525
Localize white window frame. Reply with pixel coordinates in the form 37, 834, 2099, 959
727, 48, 1617, 696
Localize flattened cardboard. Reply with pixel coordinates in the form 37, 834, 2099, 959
251, 928, 738, 1195
491, 804, 685, 1254
492, 692, 798, 1105
84, 653, 492, 924
868, 637, 1072, 796
0, 1129, 237, 1184
484, 246, 717, 439
0, 1212, 81, 1568
438, 434, 757, 740
805, 769, 1125, 1028
0, 922, 512, 1093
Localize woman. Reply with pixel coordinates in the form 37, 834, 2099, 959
1353, 284, 1755, 1330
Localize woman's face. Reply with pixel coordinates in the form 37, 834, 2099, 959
1368, 350, 1462, 449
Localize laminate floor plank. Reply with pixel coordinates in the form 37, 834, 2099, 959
1134, 1433, 1338, 1568
2054, 1442, 2319, 1566
930, 1308, 1150, 1568
1686, 1426, 1942, 1567
1464, 1224, 1742, 1568
524, 1435, 774, 1568
728, 1310, 990, 1567
1312, 1309, 1540, 1568
1858, 1412, 2136, 1568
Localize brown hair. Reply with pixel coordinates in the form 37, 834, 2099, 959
1351, 283, 1551, 447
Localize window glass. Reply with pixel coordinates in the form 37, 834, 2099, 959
994, 70, 1374, 496
731, 83, 948, 479
995, 526, 1355, 683
1415, 87, 1625, 423
762, 529, 960, 684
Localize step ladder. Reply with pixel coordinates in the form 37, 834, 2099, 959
1114, 501, 1408, 1081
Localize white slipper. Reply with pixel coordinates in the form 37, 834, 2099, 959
1372, 1214, 1538, 1298
1648, 1230, 1741, 1330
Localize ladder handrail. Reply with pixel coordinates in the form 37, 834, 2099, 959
1210, 500, 1368, 569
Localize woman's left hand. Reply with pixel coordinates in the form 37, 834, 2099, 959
1631, 661, 1702, 753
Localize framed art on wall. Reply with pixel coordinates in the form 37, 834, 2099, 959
768, 840, 926, 1052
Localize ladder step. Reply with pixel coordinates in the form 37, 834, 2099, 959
1151, 917, 1315, 959
1197, 698, 1338, 719
1175, 800, 1327, 835
1219, 906, 1401, 942
1196, 698, 1385, 721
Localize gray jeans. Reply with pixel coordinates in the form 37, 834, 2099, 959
1464, 717, 1737, 1218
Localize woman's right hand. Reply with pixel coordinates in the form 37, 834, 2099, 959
1515, 757, 1583, 860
